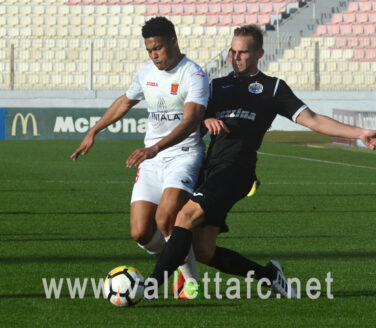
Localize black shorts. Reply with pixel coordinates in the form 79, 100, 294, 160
190, 162, 256, 233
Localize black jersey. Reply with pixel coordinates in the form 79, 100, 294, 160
205, 71, 306, 168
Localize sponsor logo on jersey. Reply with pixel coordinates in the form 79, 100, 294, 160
216, 108, 256, 121
170, 83, 179, 95
221, 85, 233, 89
193, 192, 203, 197
194, 73, 206, 77
150, 113, 183, 121
146, 81, 158, 87
181, 179, 190, 185
248, 82, 263, 94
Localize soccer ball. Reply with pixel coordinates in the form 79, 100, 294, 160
104, 265, 144, 307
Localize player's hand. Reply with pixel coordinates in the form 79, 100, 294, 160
70, 133, 95, 161
126, 145, 159, 168
358, 130, 376, 150
204, 118, 230, 135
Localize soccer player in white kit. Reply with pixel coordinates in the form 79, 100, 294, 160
71, 17, 209, 298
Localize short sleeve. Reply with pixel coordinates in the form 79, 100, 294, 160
125, 70, 145, 101
274, 79, 307, 122
184, 69, 210, 107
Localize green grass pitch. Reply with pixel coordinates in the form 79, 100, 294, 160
0, 134, 375, 327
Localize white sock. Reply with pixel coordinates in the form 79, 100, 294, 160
180, 245, 201, 282
137, 229, 165, 255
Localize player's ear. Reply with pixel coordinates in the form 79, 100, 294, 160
257, 48, 264, 60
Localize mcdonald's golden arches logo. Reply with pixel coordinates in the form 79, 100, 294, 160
11, 113, 39, 136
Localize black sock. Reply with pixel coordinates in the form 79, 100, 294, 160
208, 247, 274, 281
148, 226, 192, 287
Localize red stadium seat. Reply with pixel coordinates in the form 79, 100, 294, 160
235, 3, 247, 13
329, 13, 343, 24
365, 48, 376, 61
273, 3, 287, 13
172, 4, 184, 15
359, 37, 370, 47
314, 25, 328, 36
261, 3, 273, 14
329, 24, 340, 35
369, 13, 376, 23
340, 24, 352, 35
219, 14, 233, 26
359, 1, 372, 11
352, 23, 364, 35
334, 37, 347, 48
344, 13, 356, 23
245, 14, 258, 24
184, 4, 196, 15
222, 3, 234, 14
353, 48, 365, 60
197, 3, 209, 14
347, 37, 358, 48
233, 14, 246, 25
160, 4, 171, 15
203, 15, 219, 26
258, 13, 271, 25
357, 13, 368, 23
346, 2, 359, 12
364, 23, 376, 34
209, 3, 221, 14
146, 4, 158, 16
248, 4, 260, 14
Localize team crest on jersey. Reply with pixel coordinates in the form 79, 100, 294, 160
170, 83, 179, 95
248, 82, 263, 94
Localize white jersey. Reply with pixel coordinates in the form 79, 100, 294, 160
126, 56, 209, 156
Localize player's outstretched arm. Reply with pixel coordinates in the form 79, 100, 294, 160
70, 95, 139, 161
296, 108, 376, 150
126, 102, 205, 168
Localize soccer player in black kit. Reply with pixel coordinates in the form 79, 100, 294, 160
144, 25, 376, 298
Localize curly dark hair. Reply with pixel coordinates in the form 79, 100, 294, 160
142, 16, 177, 39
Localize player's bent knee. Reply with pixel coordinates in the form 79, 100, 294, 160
130, 226, 153, 245
194, 242, 216, 264
155, 210, 175, 236
175, 202, 204, 230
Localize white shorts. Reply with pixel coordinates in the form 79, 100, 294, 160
130, 148, 204, 205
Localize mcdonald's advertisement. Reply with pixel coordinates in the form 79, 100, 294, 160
0, 107, 148, 140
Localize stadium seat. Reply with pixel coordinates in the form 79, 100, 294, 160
222, 3, 234, 14
209, 3, 221, 15
261, 3, 273, 14
204, 15, 219, 26
359, 1, 372, 11
352, 24, 364, 35
245, 14, 258, 24
233, 14, 246, 25
197, 3, 209, 14
172, 4, 184, 15
346, 2, 359, 12
160, 4, 171, 15
235, 3, 247, 13
357, 13, 368, 24
258, 14, 271, 26
184, 4, 196, 15
314, 25, 327, 36
344, 13, 356, 23
340, 24, 352, 35
248, 4, 260, 14
219, 15, 233, 26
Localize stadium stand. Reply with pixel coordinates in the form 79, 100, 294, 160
0, 0, 374, 91
265, 0, 376, 90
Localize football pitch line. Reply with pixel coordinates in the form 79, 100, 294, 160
259, 152, 376, 171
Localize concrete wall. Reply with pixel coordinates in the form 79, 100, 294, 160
1, 90, 375, 131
